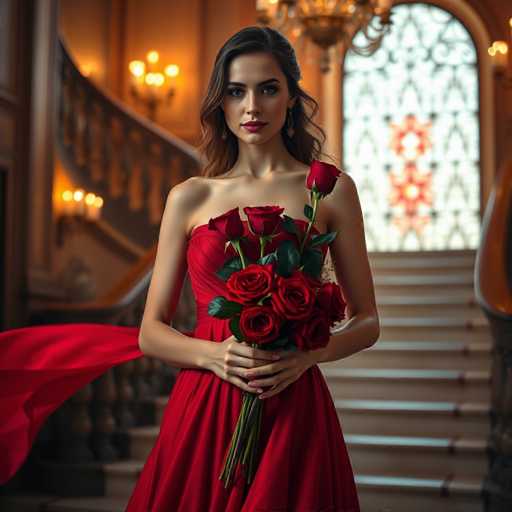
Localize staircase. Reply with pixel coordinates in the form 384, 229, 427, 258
0, 249, 490, 512
321, 249, 490, 512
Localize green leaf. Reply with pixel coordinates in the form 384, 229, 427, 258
276, 239, 300, 277
229, 316, 244, 341
207, 296, 242, 318
309, 231, 337, 248
257, 252, 277, 266
215, 256, 243, 281
281, 215, 301, 238
304, 204, 314, 221
301, 246, 323, 279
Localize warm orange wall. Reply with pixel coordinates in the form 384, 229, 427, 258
59, 0, 111, 86
57, 0, 324, 145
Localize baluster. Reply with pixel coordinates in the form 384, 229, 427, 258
74, 87, 89, 168
109, 117, 126, 198
148, 142, 165, 224
61, 67, 74, 148
127, 130, 144, 210
90, 369, 119, 461
113, 360, 136, 429
131, 357, 152, 424
89, 102, 107, 183
146, 358, 165, 396
54, 383, 94, 462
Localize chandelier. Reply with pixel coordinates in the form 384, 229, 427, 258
256, 0, 394, 73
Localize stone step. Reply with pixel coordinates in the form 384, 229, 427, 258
322, 368, 491, 402
126, 426, 160, 462
368, 248, 475, 264
356, 473, 483, 512
0, 493, 129, 512
103, 460, 142, 498
0, 471, 482, 512
376, 293, 482, 318
378, 316, 491, 342
374, 273, 474, 296
336, 399, 490, 438
346, 433, 487, 479
321, 340, 492, 371
370, 254, 476, 275
47, 497, 128, 512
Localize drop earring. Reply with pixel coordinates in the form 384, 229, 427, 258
286, 109, 295, 138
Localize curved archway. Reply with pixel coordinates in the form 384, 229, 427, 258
341, 0, 493, 252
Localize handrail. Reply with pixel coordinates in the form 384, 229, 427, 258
475, 158, 512, 320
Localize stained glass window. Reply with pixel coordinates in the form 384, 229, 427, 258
343, 2, 480, 251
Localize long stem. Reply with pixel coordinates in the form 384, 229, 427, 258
299, 193, 319, 254
231, 239, 247, 268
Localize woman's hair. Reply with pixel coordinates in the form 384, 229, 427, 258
198, 25, 328, 177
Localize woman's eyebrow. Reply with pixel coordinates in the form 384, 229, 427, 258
227, 78, 280, 87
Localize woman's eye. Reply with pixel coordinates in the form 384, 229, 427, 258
226, 86, 279, 97
263, 86, 278, 95
227, 88, 243, 97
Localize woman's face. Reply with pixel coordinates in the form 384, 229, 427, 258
221, 52, 295, 145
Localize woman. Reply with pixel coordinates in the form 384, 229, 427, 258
0, 26, 379, 511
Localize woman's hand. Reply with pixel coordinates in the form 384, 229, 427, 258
245, 348, 317, 399
208, 335, 282, 395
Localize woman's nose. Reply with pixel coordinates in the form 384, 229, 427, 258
245, 91, 260, 114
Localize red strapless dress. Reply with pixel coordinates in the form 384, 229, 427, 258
0, 218, 360, 511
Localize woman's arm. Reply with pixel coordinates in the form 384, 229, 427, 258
138, 177, 217, 370
309, 171, 380, 365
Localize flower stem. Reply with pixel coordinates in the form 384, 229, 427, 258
231, 239, 247, 269
299, 192, 319, 254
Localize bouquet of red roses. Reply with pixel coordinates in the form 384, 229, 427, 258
206, 160, 347, 490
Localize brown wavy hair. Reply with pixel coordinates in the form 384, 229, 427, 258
198, 25, 329, 178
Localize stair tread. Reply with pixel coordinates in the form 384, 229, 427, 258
47, 496, 128, 512
345, 433, 487, 452
379, 316, 488, 327
354, 473, 482, 495
374, 274, 473, 285
335, 398, 490, 415
322, 367, 490, 381
377, 294, 477, 306
358, 340, 491, 353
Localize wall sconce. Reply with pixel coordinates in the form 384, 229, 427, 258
57, 188, 104, 247
128, 50, 180, 121
488, 18, 512, 87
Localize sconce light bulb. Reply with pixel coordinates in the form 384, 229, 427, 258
94, 196, 104, 208
129, 60, 146, 78
62, 190, 73, 201
165, 64, 180, 78
73, 189, 85, 202
85, 192, 96, 205
147, 51, 159, 64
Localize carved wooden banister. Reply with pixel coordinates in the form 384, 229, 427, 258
12, 39, 201, 496
475, 158, 512, 511
57, 37, 202, 249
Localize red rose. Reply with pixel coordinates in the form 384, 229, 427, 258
208, 207, 244, 239
292, 309, 331, 350
271, 270, 315, 321
316, 282, 347, 326
239, 305, 283, 345
306, 160, 341, 196
226, 263, 275, 304
243, 205, 284, 236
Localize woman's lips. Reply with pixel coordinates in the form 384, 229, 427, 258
242, 123, 267, 133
